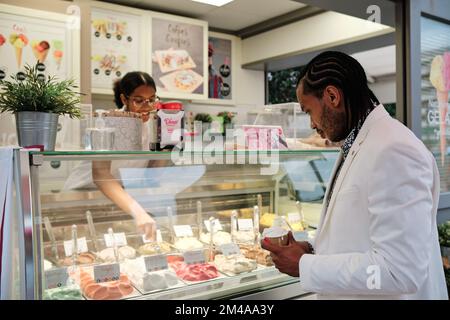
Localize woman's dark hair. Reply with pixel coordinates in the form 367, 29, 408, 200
113, 71, 156, 108
296, 51, 380, 132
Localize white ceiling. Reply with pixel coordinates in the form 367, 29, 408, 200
101, 0, 307, 31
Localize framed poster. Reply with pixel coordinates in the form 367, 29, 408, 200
90, 2, 145, 94
148, 12, 208, 100
420, 15, 450, 191
193, 32, 236, 105
0, 3, 79, 83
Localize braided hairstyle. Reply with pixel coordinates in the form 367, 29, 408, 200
297, 51, 380, 133
113, 71, 156, 108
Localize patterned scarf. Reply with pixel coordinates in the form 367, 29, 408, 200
341, 106, 375, 159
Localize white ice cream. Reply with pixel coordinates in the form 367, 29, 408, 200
214, 254, 257, 275
233, 231, 255, 244
200, 231, 232, 246
173, 237, 204, 251
97, 246, 136, 263
121, 257, 181, 292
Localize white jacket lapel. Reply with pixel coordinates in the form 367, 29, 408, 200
315, 105, 390, 243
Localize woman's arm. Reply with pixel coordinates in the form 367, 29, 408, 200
92, 160, 156, 240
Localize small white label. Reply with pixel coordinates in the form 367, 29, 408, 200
63, 237, 88, 257
45, 267, 69, 289
104, 232, 127, 247
238, 219, 253, 231
204, 219, 223, 233
287, 213, 301, 223
219, 243, 241, 256
142, 230, 163, 244
173, 225, 193, 238
183, 250, 205, 265
93, 263, 120, 283
144, 254, 168, 272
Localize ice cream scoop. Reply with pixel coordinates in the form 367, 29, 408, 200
0, 34, 5, 46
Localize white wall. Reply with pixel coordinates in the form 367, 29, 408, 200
242, 11, 394, 66
369, 76, 396, 104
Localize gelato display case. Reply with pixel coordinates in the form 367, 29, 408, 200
12, 149, 339, 300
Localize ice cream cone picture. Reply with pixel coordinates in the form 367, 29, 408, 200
92, 19, 108, 37
32, 40, 50, 64
9, 33, 29, 69
430, 52, 450, 167
52, 40, 64, 70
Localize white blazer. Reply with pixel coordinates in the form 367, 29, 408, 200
299, 105, 448, 299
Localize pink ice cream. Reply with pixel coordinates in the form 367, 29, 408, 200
444, 52, 450, 91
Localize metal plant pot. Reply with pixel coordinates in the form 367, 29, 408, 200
15, 111, 59, 151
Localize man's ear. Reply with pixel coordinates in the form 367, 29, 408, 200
324, 85, 341, 108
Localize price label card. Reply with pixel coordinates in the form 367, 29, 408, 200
183, 250, 205, 265
204, 219, 223, 233
287, 213, 301, 223
45, 267, 69, 289
104, 232, 128, 247
238, 219, 253, 231
142, 230, 163, 244
63, 237, 88, 257
94, 263, 120, 283
173, 225, 193, 238
219, 243, 241, 257
144, 254, 168, 272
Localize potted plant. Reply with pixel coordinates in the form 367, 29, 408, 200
194, 113, 213, 135
438, 221, 450, 296
0, 63, 81, 150
217, 111, 235, 135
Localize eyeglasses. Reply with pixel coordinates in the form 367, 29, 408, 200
127, 95, 160, 110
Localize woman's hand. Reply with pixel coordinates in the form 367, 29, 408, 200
134, 210, 157, 241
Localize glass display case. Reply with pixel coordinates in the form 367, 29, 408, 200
13, 149, 339, 300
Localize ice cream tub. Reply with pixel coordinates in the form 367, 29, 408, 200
262, 226, 289, 246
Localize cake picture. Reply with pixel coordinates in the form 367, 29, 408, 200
9, 33, 29, 68
155, 49, 196, 73
159, 69, 203, 94
430, 52, 450, 166
31, 40, 50, 64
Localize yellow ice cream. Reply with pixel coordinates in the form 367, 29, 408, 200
430, 55, 447, 91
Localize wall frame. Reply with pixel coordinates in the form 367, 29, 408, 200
89, 1, 146, 95
147, 11, 208, 101
192, 31, 237, 106
0, 3, 80, 85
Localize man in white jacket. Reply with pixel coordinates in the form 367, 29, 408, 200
262, 51, 448, 299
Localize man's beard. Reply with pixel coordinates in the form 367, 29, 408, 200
320, 100, 348, 143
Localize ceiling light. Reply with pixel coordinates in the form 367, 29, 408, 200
191, 0, 234, 7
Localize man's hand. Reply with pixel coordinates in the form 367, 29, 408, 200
261, 231, 310, 277
134, 211, 157, 242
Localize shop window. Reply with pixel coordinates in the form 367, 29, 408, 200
420, 16, 450, 191
267, 66, 303, 104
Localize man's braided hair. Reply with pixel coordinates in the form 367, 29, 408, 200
297, 51, 380, 132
